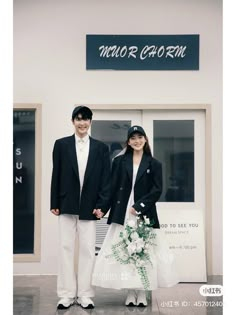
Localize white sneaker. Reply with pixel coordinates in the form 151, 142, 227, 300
125, 290, 137, 306
57, 297, 74, 309
137, 291, 147, 307
77, 297, 95, 309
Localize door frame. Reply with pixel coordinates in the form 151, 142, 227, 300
84, 104, 212, 275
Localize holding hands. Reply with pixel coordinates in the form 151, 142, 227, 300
130, 207, 137, 216
93, 209, 104, 219
51, 209, 60, 216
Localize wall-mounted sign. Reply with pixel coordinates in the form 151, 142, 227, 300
86, 34, 199, 70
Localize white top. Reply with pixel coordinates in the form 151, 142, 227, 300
75, 134, 90, 190
125, 163, 139, 222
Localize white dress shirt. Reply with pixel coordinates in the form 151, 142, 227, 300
75, 134, 90, 191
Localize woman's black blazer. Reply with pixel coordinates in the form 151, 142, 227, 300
107, 152, 162, 228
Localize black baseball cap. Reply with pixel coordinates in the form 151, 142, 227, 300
72, 106, 93, 120
127, 125, 146, 139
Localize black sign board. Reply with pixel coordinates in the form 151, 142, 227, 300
86, 34, 199, 70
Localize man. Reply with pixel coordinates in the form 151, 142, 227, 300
50, 106, 110, 310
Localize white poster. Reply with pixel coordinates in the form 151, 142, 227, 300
158, 209, 207, 282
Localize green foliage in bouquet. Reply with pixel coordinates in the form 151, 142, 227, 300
105, 215, 156, 290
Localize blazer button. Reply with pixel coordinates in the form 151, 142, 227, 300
120, 187, 123, 190
117, 200, 121, 204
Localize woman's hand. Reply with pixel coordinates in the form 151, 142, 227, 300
130, 207, 137, 215
51, 209, 60, 216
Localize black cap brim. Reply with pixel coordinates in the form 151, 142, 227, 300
127, 126, 146, 139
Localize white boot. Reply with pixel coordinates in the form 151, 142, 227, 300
125, 290, 137, 306
137, 290, 147, 307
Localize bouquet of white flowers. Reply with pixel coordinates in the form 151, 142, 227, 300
105, 215, 156, 290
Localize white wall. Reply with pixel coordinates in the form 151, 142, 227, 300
13, 0, 222, 275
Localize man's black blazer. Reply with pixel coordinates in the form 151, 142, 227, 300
107, 152, 162, 228
50, 135, 111, 219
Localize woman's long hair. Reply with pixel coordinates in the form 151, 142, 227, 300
125, 133, 152, 156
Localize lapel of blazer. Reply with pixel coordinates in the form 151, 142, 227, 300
124, 152, 133, 182
135, 154, 151, 184
67, 135, 80, 181
83, 137, 98, 185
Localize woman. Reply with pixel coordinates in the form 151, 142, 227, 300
92, 125, 179, 307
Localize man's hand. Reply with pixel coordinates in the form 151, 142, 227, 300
93, 209, 104, 219
51, 209, 60, 216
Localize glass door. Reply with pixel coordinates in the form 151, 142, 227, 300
91, 110, 142, 159
91, 110, 142, 252
143, 109, 206, 282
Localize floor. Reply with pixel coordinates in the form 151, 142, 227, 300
13, 275, 223, 315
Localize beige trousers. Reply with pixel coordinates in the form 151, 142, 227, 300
57, 214, 96, 298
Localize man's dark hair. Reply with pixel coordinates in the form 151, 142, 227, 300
72, 106, 93, 120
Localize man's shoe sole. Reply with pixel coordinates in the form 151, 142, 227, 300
57, 303, 73, 310
126, 302, 136, 306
